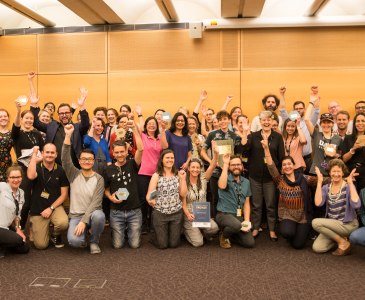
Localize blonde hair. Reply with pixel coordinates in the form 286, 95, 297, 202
38, 109, 51, 117
259, 111, 274, 120
188, 115, 199, 129
178, 106, 190, 116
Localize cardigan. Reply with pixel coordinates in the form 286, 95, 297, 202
83, 135, 112, 164
319, 183, 361, 225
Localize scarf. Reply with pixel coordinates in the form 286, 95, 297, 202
283, 172, 313, 224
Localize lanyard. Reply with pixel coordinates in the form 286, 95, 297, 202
285, 137, 293, 156
11, 191, 20, 217
41, 163, 55, 191
22, 130, 37, 145
233, 180, 242, 209
190, 185, 200, 201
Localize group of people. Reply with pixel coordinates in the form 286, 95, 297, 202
1, 72, 365, 258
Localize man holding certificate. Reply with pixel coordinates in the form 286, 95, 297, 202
181, 141, 220, 247
216, 153, 254, 249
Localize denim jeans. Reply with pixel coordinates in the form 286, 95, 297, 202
350, 227, 365, 247
110, 208, 142, 249
67, 210, 105, 247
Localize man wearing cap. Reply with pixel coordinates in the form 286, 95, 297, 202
279, 85, 321, 174
104, 119, 144, 249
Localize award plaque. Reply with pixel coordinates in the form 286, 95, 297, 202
215, 139, 234, 168
241, 221, 252, 231
116, 188, 129, 200
17, 95, 28, 107
288, 110, 300, 122
161, 112, 172, 123
324, 144, 336, 157
149, 189, 159, 200
116, 128, 126, 139
357, 135, 365, 147
192, 202, 211, 228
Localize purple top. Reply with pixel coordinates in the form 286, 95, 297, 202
165, 130, 192, 170
319, 183, 361, 224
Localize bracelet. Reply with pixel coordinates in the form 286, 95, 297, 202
309, 102, 314, 106
350, 148, 355, 155
297, 127, 301, 130
138, 114, 142, 117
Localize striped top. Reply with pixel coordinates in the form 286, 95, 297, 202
327, 185, 347, 221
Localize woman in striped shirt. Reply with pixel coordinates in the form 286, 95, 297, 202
312, 159, 360, 256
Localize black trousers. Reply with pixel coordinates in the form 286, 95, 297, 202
102, 196, 110, 221
0, 227, 30, 254
210, 176, 219, 219
137, 175, 152, 227
20, 168, 33, 228
303, 155, 313, 175
280, 219, 311, 249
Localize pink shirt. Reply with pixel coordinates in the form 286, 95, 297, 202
138, 133, 163, 176
283, 136, 306, 170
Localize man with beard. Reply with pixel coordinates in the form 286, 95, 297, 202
334, 110, 352, 139
278, 85, 321, 174
251, 93, 283, 132
216, 154, 254, 249
29, 85, 90, 169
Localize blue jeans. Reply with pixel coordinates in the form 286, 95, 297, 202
110, 208, 142, 249
350, 227, 365, 247
67, 210, 105, 247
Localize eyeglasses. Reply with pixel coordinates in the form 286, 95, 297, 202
328, 105, 339, 111
58, 112, 71, 116
356, 106, 365, 110
46, 105, 54, 110
176, 120, 185, 123
79, 158, 95, 162
230, 164, 242, 167
9, 176, 22, 179
206, 113, 213, 116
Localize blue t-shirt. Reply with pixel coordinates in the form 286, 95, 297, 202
217, 173, 251, 215
165, 130, 192, 170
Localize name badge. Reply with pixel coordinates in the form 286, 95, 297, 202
263, 158, 267, 164
41, 191, 50, 199
321, 162, 328, 168
242, 157, 248, 163
236, 209, 242, 217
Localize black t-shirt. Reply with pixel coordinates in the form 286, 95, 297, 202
30, 163, 69, 216
340, 135, 365, 168
104, 160, 141, 211
54, 125, 80, 168
11, 124, 45, 167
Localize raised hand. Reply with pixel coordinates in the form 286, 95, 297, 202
160, 120, 168, 130
296, 116, 301, 127
315, 166, 323, 182
346, 168, 358, 184
64, 124, 74, 136
212, 140, 219, 156
352, 141, 361, 151
222, 153, 230, 165
242, 122, 250, 132
32, 146, 40, 155
279, 86, 286, 94
28, 91, 40, 106
15, 100, 21, 111
200, 91, 208, 101
310, 92, 319, 103
201, 104, 207, 118
235, 130, 243, 138
178, 169, 187, 179
311, 85, 318, 94
127, 120, 135, 129
135, 104, 142, 115
28, 71, 35, 80
71, 101, 79, 110
128, 112, 135, 121
91, 117, 98, 127
260, 134, 269, 149
227, 95, 234, 102
77, 85, 88, 107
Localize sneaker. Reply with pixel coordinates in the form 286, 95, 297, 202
0, 250, 4, 258
80, 241, 87, 248
149, 224, 154, 233
141, 224, 148, 235
202, 232, 213, 241
50, 235, 64, 248
90, 243, 101, 254
219, 231, 231, 249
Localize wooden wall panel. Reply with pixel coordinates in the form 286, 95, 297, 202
0, 36, 37, 75
221, 30, 240, 70
241, 27, 365, 70
37, 33, 107, 74
108, 71, 241, 120
37, 74, 107, 122
109, 30, 225, 72
240, 70, 363, 122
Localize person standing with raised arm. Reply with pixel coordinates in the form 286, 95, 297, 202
279, 85, 321, 173
62, 124, 105, 254
30, 85, 90, 169
28, 144, 69, 250
251, 94, 283, 132
200, 104, 216, 139
190, 91, 208, 134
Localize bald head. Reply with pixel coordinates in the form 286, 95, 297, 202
42, 143, 58, 164
328, 101, 341, 117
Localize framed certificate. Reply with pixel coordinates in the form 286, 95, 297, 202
192, 202, 211, 228
215, 139, 234, 168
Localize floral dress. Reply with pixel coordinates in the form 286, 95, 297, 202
0, 131, 13, 182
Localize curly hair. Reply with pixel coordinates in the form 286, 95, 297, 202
325, 159, 349, 177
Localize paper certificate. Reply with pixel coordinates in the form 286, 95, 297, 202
192, 202, 211, 228
215, 140, 234, 168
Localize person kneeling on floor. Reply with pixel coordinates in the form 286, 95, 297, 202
28, 144, 69, 250
216, 154, 254, 249
62, 124, 105, 254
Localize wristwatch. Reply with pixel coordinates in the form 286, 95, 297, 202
50, 206, 55, 211
138, 114, 142, 117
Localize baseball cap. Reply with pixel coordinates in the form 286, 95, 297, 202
320, 113, 334, 123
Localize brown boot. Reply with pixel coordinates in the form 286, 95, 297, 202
219, 231, 231, 249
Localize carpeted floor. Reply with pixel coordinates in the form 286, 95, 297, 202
1, 226, 365, 300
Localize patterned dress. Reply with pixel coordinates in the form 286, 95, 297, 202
0, 130, 13, 182
155, 175, 182, 214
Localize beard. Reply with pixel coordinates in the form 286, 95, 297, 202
264, 104, 277, 111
